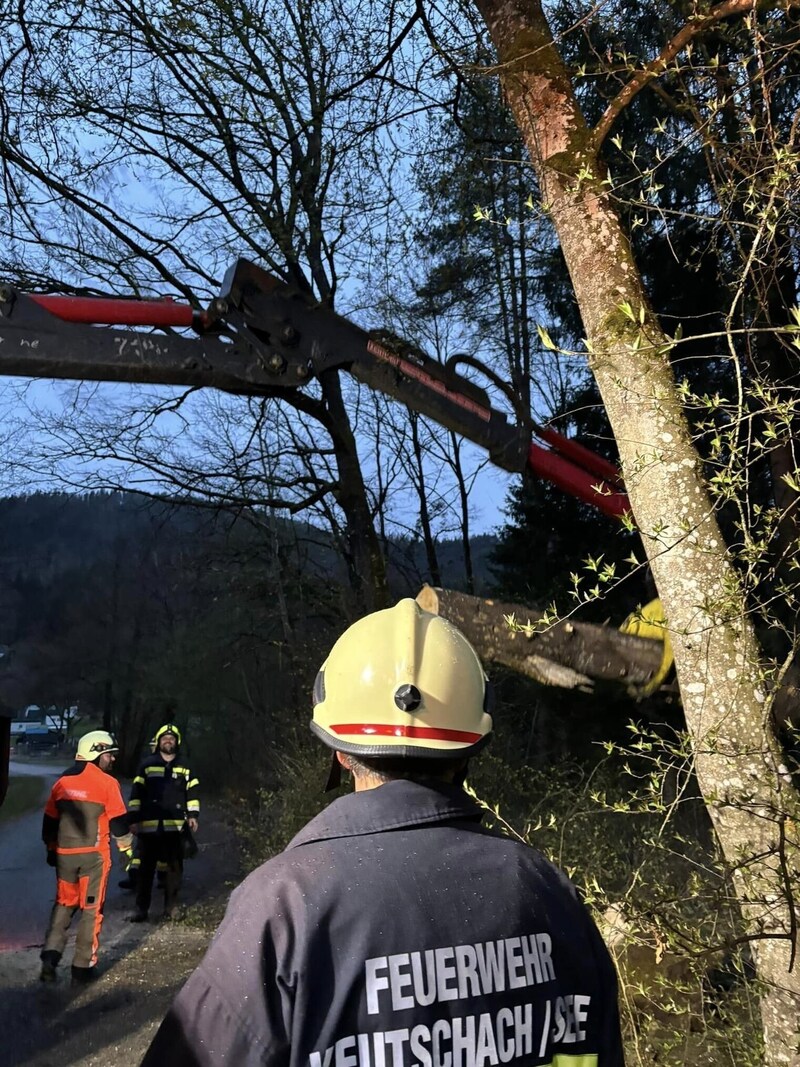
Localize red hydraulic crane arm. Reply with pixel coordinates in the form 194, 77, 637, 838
0, 260, 631, 809
0, 258, 630, 518
526, 441, 628, 518
29, 293, 201, 329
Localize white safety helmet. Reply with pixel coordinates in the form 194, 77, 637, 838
76, 730, 119, 761
312, 598, 493, 759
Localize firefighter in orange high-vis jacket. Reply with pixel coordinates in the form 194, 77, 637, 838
40, 730, 133, 984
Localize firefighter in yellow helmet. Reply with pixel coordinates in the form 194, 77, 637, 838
143, 600, 623, 1066
310, 596, 492, 787
40, 731, 133, 983
119, 733, 168, 892
127, 722, 200, 922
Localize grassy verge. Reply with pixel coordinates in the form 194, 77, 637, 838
0, 775, 45, 823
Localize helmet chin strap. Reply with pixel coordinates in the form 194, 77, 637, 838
324, 752, 342, 792
451, 760, 469, 789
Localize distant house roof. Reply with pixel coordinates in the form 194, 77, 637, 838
14, 705, 43, 722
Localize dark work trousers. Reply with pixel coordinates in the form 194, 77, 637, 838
43, 849, 110, 968
135, 832, 184, 916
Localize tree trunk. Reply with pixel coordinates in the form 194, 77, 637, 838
471, 1, 800, 1060
319, 369, 388, 611
409, 413, 442, 587
416, 586, 665, 691
448, 433, 475, 595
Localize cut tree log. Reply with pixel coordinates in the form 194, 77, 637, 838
416, 586, 666, 693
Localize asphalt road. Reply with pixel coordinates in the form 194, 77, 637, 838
0, 760, 131, 951
0, 760, 239, 1067
0, 761, 62, 950
7, 759, 61, 778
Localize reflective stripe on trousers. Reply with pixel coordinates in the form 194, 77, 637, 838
43, 849, 111, 968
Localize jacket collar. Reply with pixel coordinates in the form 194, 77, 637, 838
287, 780, 484, 849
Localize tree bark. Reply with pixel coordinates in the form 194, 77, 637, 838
416, 586, 665, 691
409, 413, 442, 587
319, 369, 388, 612
471, 0, 800, 1060
448, 433, 475, 595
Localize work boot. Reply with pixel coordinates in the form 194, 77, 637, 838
39, 950, 60, 982
71, 965, 99, 985
119, 873, 138, 890
128, 909, 149, 923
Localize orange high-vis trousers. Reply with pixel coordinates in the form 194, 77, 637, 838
43, 849, 111, 968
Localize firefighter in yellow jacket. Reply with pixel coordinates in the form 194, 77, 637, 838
40, 730, 133, 983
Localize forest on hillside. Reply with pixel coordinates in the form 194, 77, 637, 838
0, 490, 656, 782
0, 491, 507, 776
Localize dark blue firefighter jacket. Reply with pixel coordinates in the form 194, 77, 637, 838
141, 780, 624, 1067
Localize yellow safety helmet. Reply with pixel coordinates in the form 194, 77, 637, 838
154, 723, 182, 746
619, 598, 674, 698
312, 598, 493, 759
76, 730, 119, 761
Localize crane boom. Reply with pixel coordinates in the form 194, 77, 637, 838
0, 257, 632, 806
0, 258, 628, 514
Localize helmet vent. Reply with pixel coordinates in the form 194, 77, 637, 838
394, 684, 422, 712
313, 670, 326, 705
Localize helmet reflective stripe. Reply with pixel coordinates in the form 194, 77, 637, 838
330, 724, 484, 744
312, 598, 492, 758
